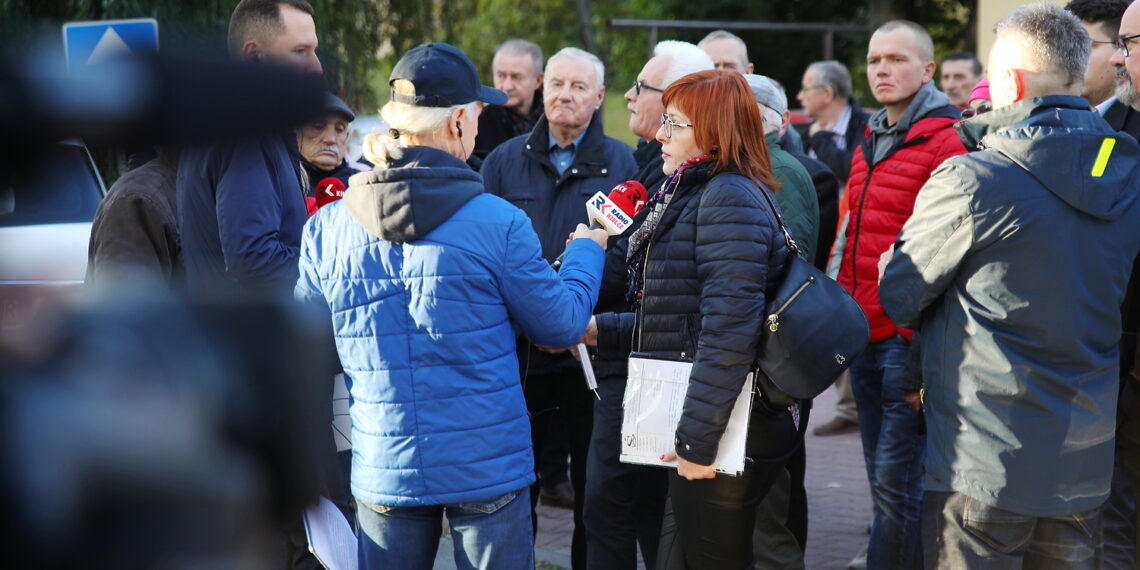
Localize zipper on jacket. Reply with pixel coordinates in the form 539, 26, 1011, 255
766, 276, 815, 332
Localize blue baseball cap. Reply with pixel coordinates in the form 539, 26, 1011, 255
389, 43, 506, 107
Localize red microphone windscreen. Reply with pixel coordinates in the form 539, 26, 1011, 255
315, 177, 346, 208
607, 181, 648, 216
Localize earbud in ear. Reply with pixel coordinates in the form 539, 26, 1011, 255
456, 122, 463, 139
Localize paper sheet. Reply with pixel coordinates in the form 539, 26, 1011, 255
332, 373, 352, 452
619, 357, 753, 475
303, 496, 357, 570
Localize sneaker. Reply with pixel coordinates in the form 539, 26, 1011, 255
847, 545, 868, 570
813, 416, 859, 436
539, 481, 575, 508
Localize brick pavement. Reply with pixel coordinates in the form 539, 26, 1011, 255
435, 387, 872, 569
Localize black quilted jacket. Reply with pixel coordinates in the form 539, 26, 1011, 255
596, 163, 790, 465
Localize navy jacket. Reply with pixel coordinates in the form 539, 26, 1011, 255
596, 164, 791, 465
482, 113, 636, 375
880, 96, 1140, 516
482, 112, 637, 262
178, 132, 307, 291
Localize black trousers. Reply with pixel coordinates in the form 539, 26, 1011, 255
657, 406, 799, 570
584, 376, 669, 569
525, 366, 594, 570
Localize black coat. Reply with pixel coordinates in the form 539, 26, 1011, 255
787, 150, 839, 270
596, 164, 791, 465
473, 92, 545, 161
482, 113, 637, 376
1105, 99, 1140, 381
804, 97, 870, 185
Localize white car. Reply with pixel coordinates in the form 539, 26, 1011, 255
0, 141, 106, 330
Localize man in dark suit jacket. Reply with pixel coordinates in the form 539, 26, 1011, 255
1105, 97, 1140, 137
1099, 0, 1140, 563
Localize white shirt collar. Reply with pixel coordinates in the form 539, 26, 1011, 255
1096, 96, 1117, 116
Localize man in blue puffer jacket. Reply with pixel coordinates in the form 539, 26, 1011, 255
295, 42, 608, 569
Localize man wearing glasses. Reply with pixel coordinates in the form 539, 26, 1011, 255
581, 40, 711, 570
798, 60, 870, 187
1109, 0, 1140, 558
1067, 0, 1140, 130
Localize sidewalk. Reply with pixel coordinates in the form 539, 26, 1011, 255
435, 386, 872, 569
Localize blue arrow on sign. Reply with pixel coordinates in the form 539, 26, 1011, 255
63, 18, 159, 70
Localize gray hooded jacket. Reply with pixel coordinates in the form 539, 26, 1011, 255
880, 95, 1140, 516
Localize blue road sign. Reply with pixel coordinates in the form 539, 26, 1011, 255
63, 18, 159, 70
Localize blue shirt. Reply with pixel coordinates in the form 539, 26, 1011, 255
547, 129, 587, 175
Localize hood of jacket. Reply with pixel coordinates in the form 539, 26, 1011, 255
343, 146, 484, 242
868, 82, 958, 165
958, 95, 1140, 221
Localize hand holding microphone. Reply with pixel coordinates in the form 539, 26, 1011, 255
570, 223, 610, 251
553, 180, 648, 269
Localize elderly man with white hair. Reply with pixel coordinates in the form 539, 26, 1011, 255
581, 40, 711, 570
481, 46, 637, 570
881, 3, 1140, 566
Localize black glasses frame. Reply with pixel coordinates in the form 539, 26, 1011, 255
1119, 32, 1140, 57
634, 81, 665, 97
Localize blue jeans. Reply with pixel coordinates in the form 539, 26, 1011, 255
850, 334, 925, 568
923, 491, 1102, 569
356, 487, 533, 570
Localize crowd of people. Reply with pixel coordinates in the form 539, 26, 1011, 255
83, 0, 1140, 568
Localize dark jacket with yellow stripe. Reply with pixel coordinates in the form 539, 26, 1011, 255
879, 95, 1140, 517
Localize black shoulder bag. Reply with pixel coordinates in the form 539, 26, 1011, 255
754, 184, 870, 404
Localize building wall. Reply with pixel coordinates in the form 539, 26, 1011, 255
976, 0, 1066, 72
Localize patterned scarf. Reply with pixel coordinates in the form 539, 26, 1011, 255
625, 155, 711, 309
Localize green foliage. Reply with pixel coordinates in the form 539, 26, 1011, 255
2, 0, 976, 118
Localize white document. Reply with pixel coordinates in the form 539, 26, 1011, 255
620, 357, 754, 475
332, 373, 352, 452
303, 495, 357, 570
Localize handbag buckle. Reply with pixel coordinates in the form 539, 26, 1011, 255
766, 314, 779, 332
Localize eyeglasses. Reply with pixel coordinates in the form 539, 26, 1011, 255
1092, 39, 1120, 49
960, 101, 993, 119
660, 113, 692, 138
633, 81, 665, 97
1119, 33, 1140, 57
799, 85, 826, 94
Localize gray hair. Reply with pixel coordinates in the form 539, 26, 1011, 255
875, 20, 935, 62
653, 41, 714, 87
545, 47, 605, 89
994, 2, 1090, 89
365, 79, 478, 166
806, 60, 853, 100
698, 29, 750, 62
495, 39, 544, 75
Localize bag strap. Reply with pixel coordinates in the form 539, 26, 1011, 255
753, 181, 801, 257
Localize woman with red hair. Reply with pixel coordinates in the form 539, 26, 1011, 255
584, 69, 800, 567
